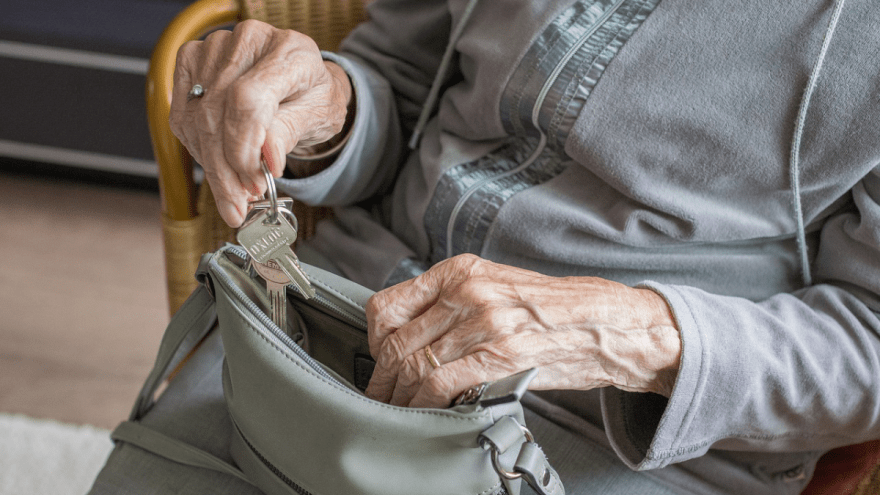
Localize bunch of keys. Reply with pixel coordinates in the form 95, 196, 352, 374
237, 160, 317, 329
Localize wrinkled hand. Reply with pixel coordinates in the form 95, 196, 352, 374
170, 20, 352, 227
364, 254, 681, 409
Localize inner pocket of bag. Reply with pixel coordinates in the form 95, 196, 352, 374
289, 300, 375, 392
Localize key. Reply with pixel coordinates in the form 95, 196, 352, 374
237, 209, 317, 299
245, 197, 296, 229
242, 199, 295, 274
252, 257, 291, 329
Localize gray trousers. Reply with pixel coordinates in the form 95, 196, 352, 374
87, 326, 682, 495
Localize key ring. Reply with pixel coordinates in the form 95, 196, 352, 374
260, 158, 279, 223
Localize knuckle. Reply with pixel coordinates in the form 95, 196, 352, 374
377, 332, 407, 370
398, 355, 422, 387
227, 81, 262, 112
366, 293, 386, 324
422, 369, 457, 401
278, 29, 318, 53
235, 19, 268, 36
440, 253, 482, 278
202, 28, 230, 45
456, 278, 486, 302
175, 41, 200, 69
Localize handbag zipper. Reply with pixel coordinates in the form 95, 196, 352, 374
227, 245, 368, 329
212, 247, 355, 390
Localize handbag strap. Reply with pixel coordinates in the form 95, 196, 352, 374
111, 420, 252, 485
129, 280, 217, 421
112, 262, 259, 488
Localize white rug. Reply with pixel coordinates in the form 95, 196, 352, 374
0, 413, 114, 495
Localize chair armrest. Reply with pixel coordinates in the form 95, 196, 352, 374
147, 0, 240, 221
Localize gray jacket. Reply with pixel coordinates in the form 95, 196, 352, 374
277, 0, 880, 493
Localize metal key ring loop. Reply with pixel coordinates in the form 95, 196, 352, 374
260, 158, 279, 223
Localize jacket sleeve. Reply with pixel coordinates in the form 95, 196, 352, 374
275, 0, 454, 206
601, 165, 880, 470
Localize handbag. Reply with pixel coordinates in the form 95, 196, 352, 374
110, 244, 564, 495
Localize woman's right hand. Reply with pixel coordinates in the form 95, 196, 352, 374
169, 20, 352, 227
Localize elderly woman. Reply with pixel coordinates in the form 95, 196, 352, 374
169, 0, 880, 493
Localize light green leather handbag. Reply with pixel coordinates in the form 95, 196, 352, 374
112, 245, 564, 495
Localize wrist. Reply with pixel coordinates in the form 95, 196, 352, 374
586, 285, 680, 398
631, 287, 681, 397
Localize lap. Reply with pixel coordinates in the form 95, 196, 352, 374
88, 327, 678, 495
88, 331, 261, 495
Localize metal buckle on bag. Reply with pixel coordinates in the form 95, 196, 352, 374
487, 423, 534, 480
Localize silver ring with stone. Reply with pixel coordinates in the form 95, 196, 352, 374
187, 84, 205, 102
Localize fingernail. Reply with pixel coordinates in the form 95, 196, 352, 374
219, 202, 243, 228
261, 142, 278, 176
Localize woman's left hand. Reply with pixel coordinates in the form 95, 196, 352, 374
365, 254, 682, 408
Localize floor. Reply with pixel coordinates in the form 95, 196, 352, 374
0, 170, 169, 429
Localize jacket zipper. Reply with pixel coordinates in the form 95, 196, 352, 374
444, 0, 627, 258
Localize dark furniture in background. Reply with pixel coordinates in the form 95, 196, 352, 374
0, 0, 192, 180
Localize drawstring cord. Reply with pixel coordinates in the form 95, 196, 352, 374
789, 0, 847, 287
408, 0, 481, 150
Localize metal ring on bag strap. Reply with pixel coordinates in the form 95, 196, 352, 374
488, 425, 535, 480
260, 158, 279, 223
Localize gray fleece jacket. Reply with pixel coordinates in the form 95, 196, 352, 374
276, 0, 880, 493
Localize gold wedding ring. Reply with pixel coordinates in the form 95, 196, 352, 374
424, 345, 441, 369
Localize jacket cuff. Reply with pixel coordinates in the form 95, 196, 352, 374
601, 281, 707, 470
274, 51, 398, 206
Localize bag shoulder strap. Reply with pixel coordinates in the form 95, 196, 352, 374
112, 421, 252, 485
130, 281, 217, 421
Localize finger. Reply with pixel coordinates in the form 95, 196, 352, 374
366, 266, 446, 358
388, 348, 436, 407
407, 353, 492, 409
366, 255, 486, 358
363, 329, 407, 403
169, 40, 201, 150
220, 27, 324, 190
366, 298, 467, 403
387, 319, 515, 407
198, 139, 251, 227
262, 101, 307, 176
261, 142, 284, 178
265, 89, 348, 157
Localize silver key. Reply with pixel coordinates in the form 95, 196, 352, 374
242, 200, 295, 273
252, 258, 291, 329
237, 209, 317, 299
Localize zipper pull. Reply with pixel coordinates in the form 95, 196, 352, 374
453, 382, 488, 406
453, 368, 539, 408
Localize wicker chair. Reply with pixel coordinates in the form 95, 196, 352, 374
145, 1, 880, 493
147, 0, 365, 315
